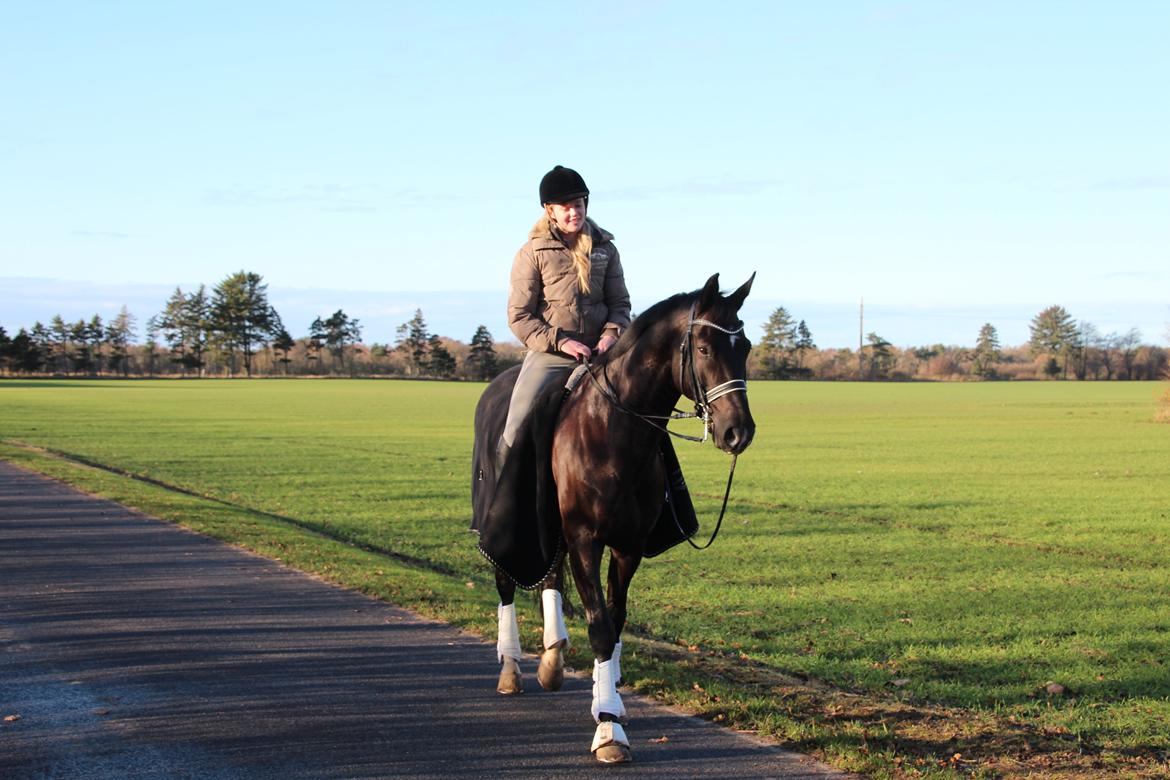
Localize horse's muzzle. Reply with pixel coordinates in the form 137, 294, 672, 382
717, 421, 755, 455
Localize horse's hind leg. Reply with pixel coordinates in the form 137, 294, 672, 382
537, 556, 569, 691
494, 568, 523, 695
567, 538, 631, 763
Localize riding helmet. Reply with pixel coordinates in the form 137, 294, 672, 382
539, 165, 589, 206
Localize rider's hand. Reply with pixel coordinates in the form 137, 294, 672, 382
559, 339, 593, 361
596, 334, 618, 354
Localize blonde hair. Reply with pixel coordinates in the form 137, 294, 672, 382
538, 211, 593, 294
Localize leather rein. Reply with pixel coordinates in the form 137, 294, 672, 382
583, 301, 747, 549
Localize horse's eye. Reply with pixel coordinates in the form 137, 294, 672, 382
697, 345, 710, 356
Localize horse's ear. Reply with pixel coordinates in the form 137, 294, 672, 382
726, 272, 756, 311
699, 273, 721, 309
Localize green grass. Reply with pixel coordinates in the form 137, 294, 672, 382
2, 378, 1169, 778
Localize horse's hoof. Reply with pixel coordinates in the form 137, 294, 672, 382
594, 744, 631, 764
497, 657, 522, 695
591, 721, 631, 764
537, 646, 564, 691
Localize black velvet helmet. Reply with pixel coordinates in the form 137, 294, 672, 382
539, 165, 589, 206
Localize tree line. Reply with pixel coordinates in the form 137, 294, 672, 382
753, 304, 1168, 381
0, 270, 521, 380
1, 273, 1166, 381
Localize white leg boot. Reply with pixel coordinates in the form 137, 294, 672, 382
591, 658, 631, 764
591, 657, 626, 722
541, 589, 569, 650
496, 603, 522, 694
537, 589, 568, 690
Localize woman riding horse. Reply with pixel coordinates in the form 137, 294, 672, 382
495, 165, 632, 692
473, 165, 757, 763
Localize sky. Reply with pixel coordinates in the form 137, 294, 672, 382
2, 1, 1168, 350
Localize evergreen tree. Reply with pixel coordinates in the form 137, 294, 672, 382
69, 319, 92, 374
86, 314, 105, 375
322, 309, 362, 375
468, 325, 498, 380
10, 328, 44, 373
395, 309, 429, 376
211, 271, 278, 377
865, 331, 894, 379
307, 317, 327, 370
972, 323, 1001, 378
271, 326, 295, 375
154, 286, 210, 375
1029, 305, 1078, 379
0, 326, 10, 374
759, 306, 797, 378
106, 306, 137, 377
794, 320, 816, 373
427, 334, 457, 378
49, 315, 70, 373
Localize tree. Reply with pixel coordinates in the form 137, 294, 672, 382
1117, 328, 1142, 379
211, 271, 279, 377
271, 326, 295, 375
793, 320, 816, 374
322, 309, 362, 375
395, 309, 430, 376
468, 325, 498, 380
971, 323, 1001, 378
307, 317, 327, 369
865, 331, 894, 379
153, 286, 211, 375
49, 315, 70, 373
1029, 305, 1078, 379
69, 319, 92, 375
0, 326, 10, 374
759, 306, 797, 378
9, 328, 44, 373
86, 314, 105, 375
106, 306, 137, 377
427, 334, 457, 378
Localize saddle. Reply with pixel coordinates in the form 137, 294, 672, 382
473, 368, 699, 589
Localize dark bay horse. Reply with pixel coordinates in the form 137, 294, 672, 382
471, 273, 756, 763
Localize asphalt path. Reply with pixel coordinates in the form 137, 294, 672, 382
0, 461, 850, 779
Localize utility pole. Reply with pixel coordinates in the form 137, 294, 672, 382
858, 297, 864, 380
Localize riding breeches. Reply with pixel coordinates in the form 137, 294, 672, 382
501, 350, 576, 447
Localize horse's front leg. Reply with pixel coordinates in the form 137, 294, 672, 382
567, 536, 630, 764
537, 557, 569, 691
494, 567, 523, 695
606, 550, 642, 689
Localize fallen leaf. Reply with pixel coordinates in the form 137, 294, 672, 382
648, 736, 669, 743
3, 714, 21, 723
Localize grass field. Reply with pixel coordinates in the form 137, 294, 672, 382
2, 378, 1168, 778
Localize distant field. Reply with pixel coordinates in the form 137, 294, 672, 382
2, 378, 1168, 778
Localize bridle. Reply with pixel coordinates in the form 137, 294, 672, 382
583, 300, 749, 549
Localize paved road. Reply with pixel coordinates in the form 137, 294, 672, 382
0, 461, 850, 779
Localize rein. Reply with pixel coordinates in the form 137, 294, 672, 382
582, 301, 748, 549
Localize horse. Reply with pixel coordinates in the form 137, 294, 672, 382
471, 273, 756, 763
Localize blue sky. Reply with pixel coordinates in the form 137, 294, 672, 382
2, 1, 1167, 349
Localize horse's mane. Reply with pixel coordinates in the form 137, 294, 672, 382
592, 289, 696, 368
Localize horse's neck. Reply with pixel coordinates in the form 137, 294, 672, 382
598, 337, 681, 420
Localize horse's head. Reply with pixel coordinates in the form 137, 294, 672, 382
681, 273, 757, 455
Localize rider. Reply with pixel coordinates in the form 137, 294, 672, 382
498, 165, 632, 468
